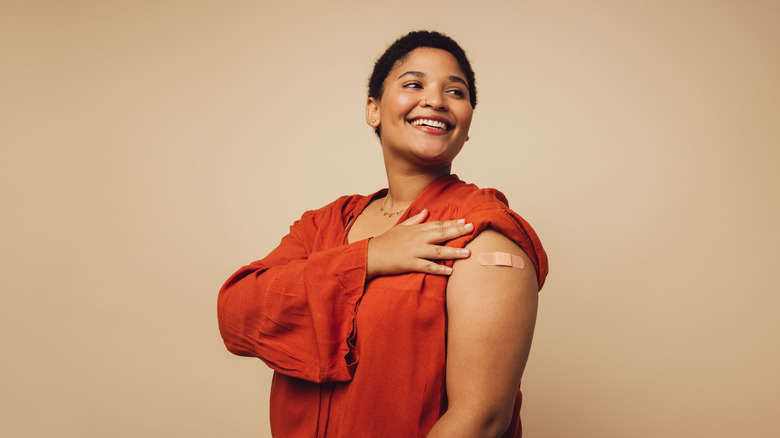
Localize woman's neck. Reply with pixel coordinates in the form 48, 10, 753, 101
383, 164, 452, 210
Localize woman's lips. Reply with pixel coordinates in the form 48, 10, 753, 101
407, 116, 452, 135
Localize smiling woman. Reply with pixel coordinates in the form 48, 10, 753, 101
217, 30, 549, 438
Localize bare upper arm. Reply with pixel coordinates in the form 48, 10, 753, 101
444, 228, 539, 425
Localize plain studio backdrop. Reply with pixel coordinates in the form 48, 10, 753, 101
1, 1, 778, 437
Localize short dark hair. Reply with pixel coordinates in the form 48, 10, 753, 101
368, 30, 477, 137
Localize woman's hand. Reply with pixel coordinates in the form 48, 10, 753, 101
366, 209, 474, 280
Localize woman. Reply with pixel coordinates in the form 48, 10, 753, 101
218, 30, 548, 437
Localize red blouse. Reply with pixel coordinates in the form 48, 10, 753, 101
218, 175, 548, 437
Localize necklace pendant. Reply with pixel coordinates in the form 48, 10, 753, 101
380, 195, 405, 217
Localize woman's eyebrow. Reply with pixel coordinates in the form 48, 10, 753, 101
397, 71, 425, 80
448, 75, 468, 87
396, 71, 468, 87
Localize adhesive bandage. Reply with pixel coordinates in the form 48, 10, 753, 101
477, 252, 524, 268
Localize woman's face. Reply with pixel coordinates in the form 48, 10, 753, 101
367, 47, 473, 170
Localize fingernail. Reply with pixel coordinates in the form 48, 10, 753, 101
459, 249, 470, 256
443, 266, 453, 274
464, 223, 474, 231
457, 218, 465, 225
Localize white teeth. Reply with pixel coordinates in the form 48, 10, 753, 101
411, 118, 448, 130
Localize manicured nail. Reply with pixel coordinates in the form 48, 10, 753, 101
459, 249, 470, 256
457, 218, 465, 225
464, 223, 474, 231
443, 266, 453, 274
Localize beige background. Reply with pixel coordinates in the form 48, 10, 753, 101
2, 1, 778, 437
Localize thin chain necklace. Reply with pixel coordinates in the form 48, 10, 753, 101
380, 195, 406, 217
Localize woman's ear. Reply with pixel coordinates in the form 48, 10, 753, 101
366, 98, 380, 128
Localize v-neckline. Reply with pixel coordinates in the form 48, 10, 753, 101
343, 174, 458, 245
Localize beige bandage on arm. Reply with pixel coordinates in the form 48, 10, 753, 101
477, 252, 525, 269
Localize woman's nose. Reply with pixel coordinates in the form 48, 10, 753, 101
421, 92, 447, 110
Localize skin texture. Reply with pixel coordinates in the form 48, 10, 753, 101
366, 47, 473, 203
366, 49, 472, 172
427, 229, 538, 437
352, 47, 537, 437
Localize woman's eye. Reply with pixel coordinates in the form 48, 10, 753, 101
402, 82, 422, 89
447, 89, 465, 97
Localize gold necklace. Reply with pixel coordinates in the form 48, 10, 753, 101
380, 195, 406, 217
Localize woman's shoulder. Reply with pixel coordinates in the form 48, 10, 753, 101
441, 177, 511, 214
440, 178, 549, 289
444, 181, 531, 236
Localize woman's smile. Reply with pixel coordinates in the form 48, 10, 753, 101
408, 116, 452, 134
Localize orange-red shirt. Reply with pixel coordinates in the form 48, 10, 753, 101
218, 175, 548, 437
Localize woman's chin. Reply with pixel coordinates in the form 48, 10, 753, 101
382, 139, 464, 170
411, 144, 463, 165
